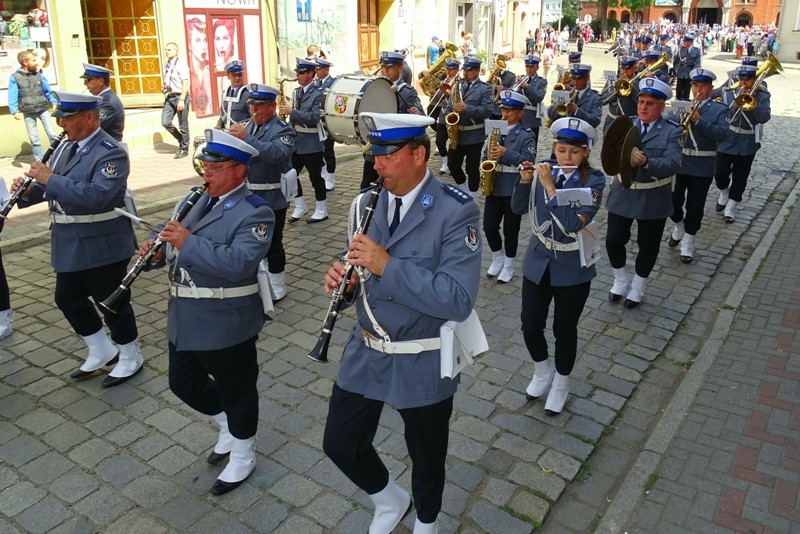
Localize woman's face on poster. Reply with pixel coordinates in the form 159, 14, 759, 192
190, 27, 208, 63
215, 23, 233, 59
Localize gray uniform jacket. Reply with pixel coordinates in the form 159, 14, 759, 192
674, 46, 701, 79
667, 99, 729, 177
245, 114, 296, 211
157, 186, 274, 351
443, 80, 494, 146
482, 125, 536, 197
22, 129, 135, 273
717, 87, 770, 157
290, 83, 323, 154
521, 75, 547, 129
394, 80, 424, 115
217, 85, 251, 130
318, 75, 337, 92
336, 172, 481, 409
603, 83, 640, 135
547, 88, 603, 128
512, 168, 606, 286
98, 88, 125, 142
605, 116, 682, 220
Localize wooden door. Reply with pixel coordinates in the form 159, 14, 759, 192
358, 0, 379, 72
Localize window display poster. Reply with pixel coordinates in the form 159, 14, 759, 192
186, 15, 213, 116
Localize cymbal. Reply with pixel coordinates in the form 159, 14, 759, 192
601, 115, 633, 177
619, 126, 642, 189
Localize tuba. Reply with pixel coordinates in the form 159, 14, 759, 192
277, 77, 296, 121
487, 55, 508, 101
419, 42, 460, 97
479, 127, 500, 197
446, 77, 462, 150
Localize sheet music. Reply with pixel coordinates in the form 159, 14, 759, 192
552, 90, 571, 105
670, 100, 693, 113
484, 119, 509, 136
555, 187, 593, 207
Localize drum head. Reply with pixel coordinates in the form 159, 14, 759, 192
322, 76, 399, 145
355, 78, 399, 141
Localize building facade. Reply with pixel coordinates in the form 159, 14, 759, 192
580, 0, 781, 27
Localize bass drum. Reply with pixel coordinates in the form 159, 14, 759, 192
322, 76, 399, 145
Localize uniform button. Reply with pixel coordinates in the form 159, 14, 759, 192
370, 303, 376, 309
388, 296, 393, 301
412, 251, 417, 256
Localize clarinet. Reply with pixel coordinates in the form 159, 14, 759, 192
308, 177, 385, 362
99, 183, 209, 313
0, 132, 66, 222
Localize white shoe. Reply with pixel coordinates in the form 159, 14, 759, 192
413, 517, 439, 534
486, 249, 505, 278
680, 233, 695, 264
208, 412, 234, 463
624, 274, 648, 309
290, 196, 308, 222
212, 436, 256, 495
544, 372, 570, 416
307, 200, 328, 223
526, 358, 555, 399
107, 338, 144, 378
497, 256, 515, 284
724, 200, 737, 223
79, 329, 118, 373
0, 309, 12, 340
609, 267, 629, 302
368, 479, 411, 534
439, 160, 449, 174
324, 171, 335, 191
268, 271, 287, 301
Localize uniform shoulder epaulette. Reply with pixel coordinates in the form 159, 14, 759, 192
246, 194, 267, 207
442, 183, 472, 204
100, 140, 117, 150
666, 119, 681, 128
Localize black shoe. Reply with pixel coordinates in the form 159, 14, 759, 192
174, 150, 189, 159
70, 353, 119, 379
207, 451, 230, 465
210, 478, 246, 496
545, 409, 561, 417
680, 255, 693, 264
100, 364, 143, 388
307, 216, 328, 224
668, 236, 681, 248
715, 202, 726, 213
623, 298, 640, 309
724, 215, 734, 224
608, 292, 623, 303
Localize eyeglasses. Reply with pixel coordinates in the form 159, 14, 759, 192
202, 163, 239, 176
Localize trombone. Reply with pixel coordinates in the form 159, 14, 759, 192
728, 52, 782, 124
428, 75, 456, 112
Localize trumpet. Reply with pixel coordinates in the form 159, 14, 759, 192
680, 100, 702, 135
555, 89, 577, 117
100, 184, 209, 313
511, 75, 530, 92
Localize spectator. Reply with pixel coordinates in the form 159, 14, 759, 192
8, 49, 58, 161
427, 35, 440, 67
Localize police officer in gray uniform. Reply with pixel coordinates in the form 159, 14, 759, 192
517, 54, 548, 150
14, 92, 143, 387
80, 63, 124, 142
546, 63, 602, 129
641, 49, 671, 84
489, 59, 517, 120
322, 113, 481, 534
229, 84, 295, 301
315, 58, 338, 190
216, 60, 251, 130
605, 78, 682, 309
666, 68, 729, 264
279, 58, 327, 223
603, 55, 640, 136
714, 63, 771, 224
141, 129, 273, 496
674, 34, 701, 100
444, 56, 494, 197
483, 90, 536, 284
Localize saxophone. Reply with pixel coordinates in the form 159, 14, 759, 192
277, 77, 296, 121
479, 127, 500, 197
446, 77, 462, 150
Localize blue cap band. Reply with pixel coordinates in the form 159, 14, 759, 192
202, 141, 254, 165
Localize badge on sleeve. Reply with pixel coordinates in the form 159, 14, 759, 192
223, 199, 237, 209
592, 189, 601, 205
99, 109, 108, 120
421, 194, 433, 208
281, 135, 292, 145
252, 222, 271, 242
465, 224, 479, 252
100, 162, 118, 177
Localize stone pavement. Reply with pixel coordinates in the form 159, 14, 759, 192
0, 45, 799, 533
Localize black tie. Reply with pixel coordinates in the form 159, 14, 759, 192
66, 141, 79, 161
556, 174, 566, 188
642, 123, 649, 137
389, 198, 402, 236
202, 196, 219, 217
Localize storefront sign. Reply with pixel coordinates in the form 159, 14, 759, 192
184, 0, 259, 9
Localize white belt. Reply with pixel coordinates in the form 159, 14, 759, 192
458, 124, 484, 131
607, 110, 621, 119
534, 232, 579, 251
729, 125, 754, 135
50, 211, 120, 224
362, 330, 441, 355
247, 182, 282, 191
682, 148, 716, 157
295, 125, 317, 133
619, 176, 674, 190
169, 283, 259, 299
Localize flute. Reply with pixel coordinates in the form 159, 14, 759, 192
517, 164, 578, 171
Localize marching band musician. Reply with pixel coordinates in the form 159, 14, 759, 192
216, 60, 251, 131
511, 117, 605, 416
490, 56, 517, 120
483, 90, 536, 284
546, 63, 602, 129
666, 69, 729, 264
605, 78, 682, 309
140, 129, 274, 496
229, 84, 296, 301
360, 50, 424, 190
315, 58, 338, 191
714, 63, 771, 224
602, 55, 640, 136
710, 57, 760, 100
631, 37, 644, 60
80, 63, 124, 142
12, 92, 143, 387
430, 58, 462, 175
443, 55, 494, 198
517, 54, 547, 151
641, 50, 671, 84
567, 51, 582, 65
674, 35, 701, 101
322, 113, 480, 534
279, 58, 328, 223
653, 34, 675, 84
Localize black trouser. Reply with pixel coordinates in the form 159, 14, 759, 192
483, 195, 522, 257
714, 151, 755, 203
54, 259, 138, 344
435, 122, 448, 159
361, 156, 379, 190
447, 142, 483, 192
675, 77, 691, 101
161, 94, 190, 151
521, 272, 591, 376
292, 152, 326, 201
0, 220, 8, 311
605, 212, 667, 278
267, 208, 287, 273
169, 336, 258, 439
323, 138, 336, 174
323, 383, 453, 523
671, 173, 713, 235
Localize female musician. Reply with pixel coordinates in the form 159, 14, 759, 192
511, 117, 605, 416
